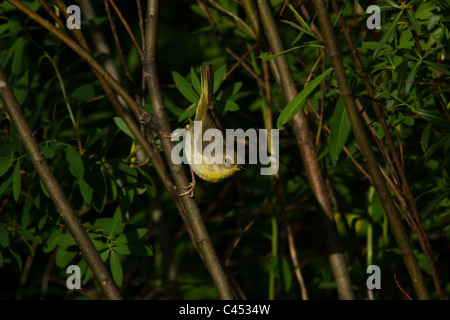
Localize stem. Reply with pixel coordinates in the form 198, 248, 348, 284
253, 0, 355, 299
143, 0, 235, 300
0, 66, 122, 300
269, 214, 278, 300
6, 0, 142, 117
330, 0, 446, 300
312, 0, 430, 300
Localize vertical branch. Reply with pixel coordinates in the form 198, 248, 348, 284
51, 0, 199, 263
10, 0, 197, 297
253, 0, 355, 299
329, 0, 446, 300
0, 66, 122, 300
311, 0, 430, 300
142, 0, 236, 300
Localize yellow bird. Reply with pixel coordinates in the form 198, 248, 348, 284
181, 63, 245, 197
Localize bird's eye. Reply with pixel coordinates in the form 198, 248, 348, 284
224, 157, 233, 165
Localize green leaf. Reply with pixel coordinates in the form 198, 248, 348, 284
21, 194, 33, 229
223, 100, 240, 113
0, 156, 12, 178
280, 256, 292, 292
17, 229, 41, 244
89, 164, 107, 212
415, 2, 436, 20
89, 214, 124, 237
217, 82, 243, 104
114, 228, 148, 245
423, 60, 450, 76
9, 248, 22, 273
52, 233, 77, 250
0, 175, 12, 196
421, 123, 432, 152
113, 117, 135, 140
11, 37, 25, 77
89, 238, 109, 252
405, 61, 421, 94
39, 179, 50, 198
413, 109, 449, 129
85, 127, 110, 149
415, 250, 432, 275
213, 64, 227, 94
78, 178, 93, 204
373, 9, 404, 58
385, 0, 401, 9
421, 188, 450, 219
12, 161, 21, 202
427, 14, 440, 31
259, 46, 302, 61
99, 249, 110, 262
66, 145, 84, 179
55, 247, 77, 268
424, 132, 450, 163
110, 209, 124, 236
177, 105, 197, 122
329, 98, 351, 167
190, 66, 201, 95
40, 145, 55, 159
110, 251, 123, 287
398, 29, 414, 50
113, 243, 131, 255
172, 71, 199, 104
19, 238, 34, 257
137, 167, 156, 198
277, 68, 333, 130
406, 8, 421, 33
69, 83, 96, 101
83, 267, 92, 286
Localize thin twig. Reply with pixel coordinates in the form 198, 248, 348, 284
207, 0, 257, 40
254, 0, 355, 300
143, 0, 237, 300
107, 0, 144, 56
0, 65, 122, 300
312, 0, 430, 300
104, 0, 138, 87
330, 0, 445, 299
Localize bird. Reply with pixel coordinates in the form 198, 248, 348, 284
180, 62, 245, 197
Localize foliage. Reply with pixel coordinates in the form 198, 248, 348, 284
0, 0, 449, 300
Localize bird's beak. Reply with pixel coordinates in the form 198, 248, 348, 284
237, 164, 246, 171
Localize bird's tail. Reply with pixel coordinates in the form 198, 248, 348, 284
196, 62, 214, 120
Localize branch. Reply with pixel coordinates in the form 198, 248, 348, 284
6, 0, 142, 117
7, 0, 199, 296
329, 0, 446, 300
0, 66, 122, 300
142, 0, 236, 299
311, 0, 430, 300
253, 0, 355, 300
48, 0, 197, 251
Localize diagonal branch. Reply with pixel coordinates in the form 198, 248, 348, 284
311, 0, 430, 300
329, 0, 446, 300
251, 0, 355, 300
0, 65, 122, 300
142, 0, 237, 300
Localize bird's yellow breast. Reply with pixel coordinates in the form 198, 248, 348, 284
190, 162, 240, 183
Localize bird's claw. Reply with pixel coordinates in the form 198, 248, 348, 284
179, 181, 196, 198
